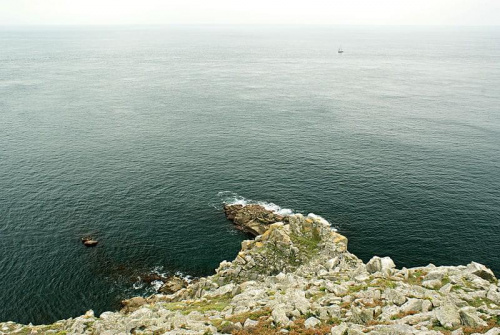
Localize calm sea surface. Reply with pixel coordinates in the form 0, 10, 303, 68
1, 26, 499, 324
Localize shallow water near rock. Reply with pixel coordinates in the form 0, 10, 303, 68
0, 25, 499, 324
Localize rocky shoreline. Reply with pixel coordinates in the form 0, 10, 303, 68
1, 204, 499, 334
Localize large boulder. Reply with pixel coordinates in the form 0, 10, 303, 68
271, 305, 290, 326
459, 307, 488, 328
159, 276, 187, 294
120, 297, 147, 313
304, 316, 321, 329
434, 300, 461, 329
366, 256, 396, 275
467, 262, 497, 283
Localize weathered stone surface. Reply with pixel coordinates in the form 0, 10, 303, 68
400, 298, 428, 313
304, 316, 321, 329
243, 318, 259, 329
467, 262, 497, 283
366, 256, 396, 275
159, 276, 187, 294
331, 323, 348, 335
350, 306, 374, 324
484, 328, 500, 335
434, 300, 461, 329
459, 307, 488, 328
120, 297, 147, 313
272, 305, 290, 326
223, 204, 286, 236
385, 288, 407, 306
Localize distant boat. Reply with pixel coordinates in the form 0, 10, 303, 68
338, 47, 344, 54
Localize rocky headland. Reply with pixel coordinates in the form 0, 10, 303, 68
1, 204, 499, 335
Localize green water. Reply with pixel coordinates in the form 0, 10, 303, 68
0, 25, 499, 324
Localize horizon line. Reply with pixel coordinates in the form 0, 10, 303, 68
1, 23, 499, 27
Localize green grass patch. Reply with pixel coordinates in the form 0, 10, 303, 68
467, 297, 495, 309
406, 269, 427, 285
290, 233, 321, 258
373, 278, 397, 289
227, 308, 272, 324
348, 284, 367, 293
163, 295, 231, 315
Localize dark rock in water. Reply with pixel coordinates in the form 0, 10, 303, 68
223, 204, 287, 236
159, 276, 187, 294
141, 273, 166, 284
81, 237, 98, 247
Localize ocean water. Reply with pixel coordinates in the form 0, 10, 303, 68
0, 25, 499, 324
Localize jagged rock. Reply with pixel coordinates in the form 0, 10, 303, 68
439, 283, 453, 294
160, 276, 187, 294
330, 284, 349, 296
346, 326, 365, 335
422, 279, 443, 289
487, 286, 500, 303
400, 298, 432, 313
304, 316, 321, 328
220, 321, 242, 334
326, 257, 340, 270
223, 204, 285, 236
384, 288, 407, 306
434, 300, 461, 329
243, 318, 259, 329
366, 256, 396, 275
350, 306, 374, 324
331, 323, 348, 335
467, 262, 497, 283
121, 297, 147, 313
272, 305, 290, 326
424, 269, 446, 281
459, 307, 488, 327
371, 324, 419, 334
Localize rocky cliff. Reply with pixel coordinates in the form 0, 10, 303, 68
1, 205, 499, 335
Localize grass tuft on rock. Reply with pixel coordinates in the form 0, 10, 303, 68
162, 295, 232, 315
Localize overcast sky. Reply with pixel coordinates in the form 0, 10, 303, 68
0, 0, 498, 26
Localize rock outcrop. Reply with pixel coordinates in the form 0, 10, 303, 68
1, 204, 499, 335
223, 204, 287, 236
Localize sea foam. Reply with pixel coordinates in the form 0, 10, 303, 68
217, 191, 294, 216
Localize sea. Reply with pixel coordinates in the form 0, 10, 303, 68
0, 25, 499, 324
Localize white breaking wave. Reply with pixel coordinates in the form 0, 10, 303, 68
307, 213, 337, 232
151, 280, 164, 291
132, 266, 197, 293
217, 191, 338, 231
174, 271, 195, 283
217, 191, 294, 216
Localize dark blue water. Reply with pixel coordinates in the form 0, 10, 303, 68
1, 25, 499, 324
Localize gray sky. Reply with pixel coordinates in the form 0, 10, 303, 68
0, 0, 498, 26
